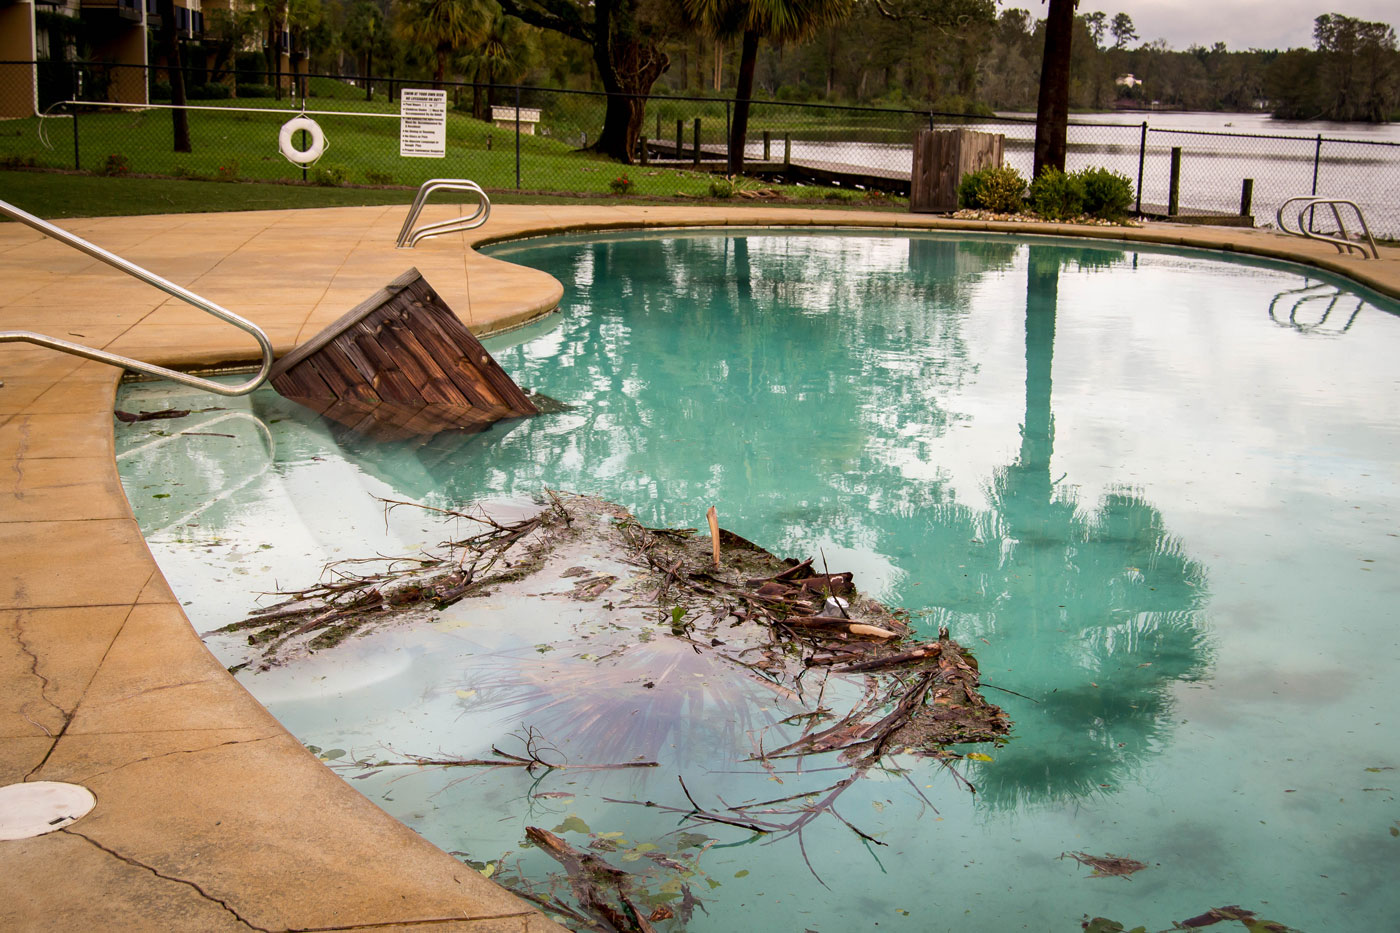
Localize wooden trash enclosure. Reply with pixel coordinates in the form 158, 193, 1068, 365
269, 268, 538, 442
910, 129, 1005, 213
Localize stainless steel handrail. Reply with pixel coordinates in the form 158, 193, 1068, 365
0, 199, 274, 396
396, 178, 491, 249
1276, 196, 1379, 260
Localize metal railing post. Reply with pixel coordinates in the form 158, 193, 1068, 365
1135, 121, 1147, 215
514, 85, 521, 190
1311, 134, 1322, 196
640, 136, 648, 165
692, 117, 701, 166
1168, 146, 1182, 216
72, 106, 80, 171
675, 119, 682, 159
763, 130, 770, 162
1240, 178, 1254, 217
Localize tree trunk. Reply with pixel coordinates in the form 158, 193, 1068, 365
587, 1, 666, 163
728, 30, 760, 175
157, 0, 191, 153
1033, 0, 1075, 177
473, 64, 485, 119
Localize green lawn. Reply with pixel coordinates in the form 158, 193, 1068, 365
0, 169, 904, 221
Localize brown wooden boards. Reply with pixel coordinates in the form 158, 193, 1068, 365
269, 268, 539, 441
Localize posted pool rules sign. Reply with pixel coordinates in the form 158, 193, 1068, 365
400, 89, 447, 158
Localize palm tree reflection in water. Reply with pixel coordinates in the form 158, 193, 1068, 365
407, 234, 1213, 808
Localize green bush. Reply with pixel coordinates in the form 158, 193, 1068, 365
957, 165, 1027, 213
149, 81, 171, 101
609, 173, 634, 195
1078, 167, 1134, 220
363, 170, 395, 186
708, 176, 737, 199
310, 164, 349, 186
235, 84, 275, 99
188, 82, 232, 100
97, 153, 130, 177
1029, 168, 1086, 221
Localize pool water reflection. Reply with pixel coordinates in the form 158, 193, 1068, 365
117, 231, 1400, 932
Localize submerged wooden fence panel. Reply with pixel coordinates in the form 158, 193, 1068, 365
910, 130, 1005, 213
269, 268, 538, 441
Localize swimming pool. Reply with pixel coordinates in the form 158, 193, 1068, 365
116, 230, 1400, 931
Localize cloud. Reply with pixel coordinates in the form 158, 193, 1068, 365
1079, 1, 1397, 52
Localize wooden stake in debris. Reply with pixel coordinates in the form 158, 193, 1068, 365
706, 506, 720, 570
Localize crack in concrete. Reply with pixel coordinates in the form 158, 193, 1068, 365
75, 734, 281, 783
284, 911, 537, 931
23, 587, 148, 781
11, 608, 70, 737
7, 412, 28, 496
64, 827, 273, 932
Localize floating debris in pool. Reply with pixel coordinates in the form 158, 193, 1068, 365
1082, 904, 1303, 932
1061, 850, 1149, 879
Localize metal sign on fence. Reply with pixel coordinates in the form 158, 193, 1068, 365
399, 89, 446, 158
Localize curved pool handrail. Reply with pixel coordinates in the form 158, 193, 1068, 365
0, 199, 274, 396
396, 179, 491, 249
1275, 196, 1379, 260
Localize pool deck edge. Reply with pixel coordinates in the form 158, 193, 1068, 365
2, 204, 1397, 930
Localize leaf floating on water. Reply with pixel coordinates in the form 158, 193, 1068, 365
552, 815, 591, 835
1061, 851, 1148, 879
965, 752, 994, 762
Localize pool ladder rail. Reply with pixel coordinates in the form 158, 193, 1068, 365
0, 199, 274, 397
1276, 197, 1379, 260
396, 179, 491, 249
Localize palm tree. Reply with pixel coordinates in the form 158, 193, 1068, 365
684, 0, 854, 174
397, 0, 488, 89
1033, 0, 1077, 177
465, 8, 538, 118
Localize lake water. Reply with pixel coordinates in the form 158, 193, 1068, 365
748, 111, 1400, 239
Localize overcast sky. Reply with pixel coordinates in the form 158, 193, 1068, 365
1070, 1, 1398, 52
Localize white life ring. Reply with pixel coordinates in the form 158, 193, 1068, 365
278, 116, 326, 165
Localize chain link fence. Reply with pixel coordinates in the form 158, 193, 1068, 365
2, 61, 1397, 238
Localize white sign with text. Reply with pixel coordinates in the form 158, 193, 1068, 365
399, 89, 447, 158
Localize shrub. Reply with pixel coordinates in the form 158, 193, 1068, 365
957, 165, 1027, 213
216, 160, 240, 181
609, 173, 633, 195
1078, 167, 1134, 220
235, 83, 275, 99
708, 176, 737, 199
363, 170, 395, 186
188, 82, 232, 100
311, 164, 349, 186
149, 81, 171, 101
97, 153, 130, 176
1029, 168, 1086, 221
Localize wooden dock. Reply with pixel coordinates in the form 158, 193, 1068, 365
643, 141, 912, 196
269, 268, 538, 442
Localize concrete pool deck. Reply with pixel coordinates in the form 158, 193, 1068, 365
2, 203, 1398, 930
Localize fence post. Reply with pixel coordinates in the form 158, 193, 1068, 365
724, 99, 731, 167
656, 112, 661, 140
514, 86, 521, 190
1135, 121, 1147, 215
640, 136, 649, 166
784, 135, 791, 167
1167, 146, 1181, 216
71, 107, 79, 171
675, 119, 682, 159
1311, 134, 1322, 195
692, 117, 701, 166
1240, 178, 1254, 217
763, 130, 770, 162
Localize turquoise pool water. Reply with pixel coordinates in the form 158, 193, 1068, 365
116, 230, 1400, 931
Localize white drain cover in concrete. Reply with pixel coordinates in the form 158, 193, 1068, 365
0, 782, 96, 840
